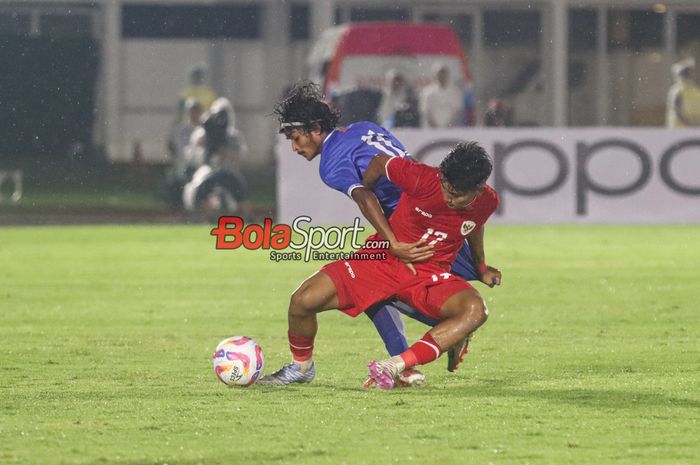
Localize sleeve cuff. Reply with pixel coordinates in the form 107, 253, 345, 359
347, 183, 364, 198
385, 156, 397, 182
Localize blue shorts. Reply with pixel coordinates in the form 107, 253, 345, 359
450, 241, 477, 281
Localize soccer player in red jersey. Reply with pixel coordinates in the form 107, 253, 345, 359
260, 142, 501, 389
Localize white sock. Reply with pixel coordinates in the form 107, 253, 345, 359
389, 355, 406, 373
293, 358, 313, 372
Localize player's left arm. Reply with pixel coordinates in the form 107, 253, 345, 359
350, 186, 398, 246
351, 186, 434, 274
467, 226, 501, 288
364, 153, 429, 196
321, 155, 428, 267
359, 154, 434, 273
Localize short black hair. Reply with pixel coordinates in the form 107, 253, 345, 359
439, 142, 492, 193
272, 80, 340, 134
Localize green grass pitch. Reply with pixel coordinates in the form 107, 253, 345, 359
1, 224, 699, 465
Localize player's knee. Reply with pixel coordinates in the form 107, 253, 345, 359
461, 295, 488, 327
289, 284, 317, 315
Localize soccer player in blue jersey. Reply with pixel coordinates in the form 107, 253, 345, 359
260, 81, 480, 387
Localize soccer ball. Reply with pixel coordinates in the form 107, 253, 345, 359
212, 336, 264, 387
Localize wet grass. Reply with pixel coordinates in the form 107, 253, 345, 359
1, 225, 698, 465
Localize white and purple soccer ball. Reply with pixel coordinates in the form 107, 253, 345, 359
212, 336, 264, 387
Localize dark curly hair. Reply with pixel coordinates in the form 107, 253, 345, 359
272, 80, 340, 134
439, 142, 492, 193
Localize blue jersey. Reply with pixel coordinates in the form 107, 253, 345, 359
319, 121, 410, 216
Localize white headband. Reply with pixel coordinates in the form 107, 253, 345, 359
280, 122, 306, 129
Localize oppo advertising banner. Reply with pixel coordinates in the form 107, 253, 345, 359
276, 128, 700, 224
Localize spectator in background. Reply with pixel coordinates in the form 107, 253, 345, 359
179, 64, 217, 113
462, 81, 476, 127
419, 63, 464, 128
185, 97, 247, 172
169, 65, 218, 153
182, 97, 251, 219
164, 98, 204, 207
174, 99, 204, 167
666, 58, 700, 128
377, 69, 419, 128
484, 99, 512, 127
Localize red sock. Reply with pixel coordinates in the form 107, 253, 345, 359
288, 331, 314, 361
400, 332, 443, 368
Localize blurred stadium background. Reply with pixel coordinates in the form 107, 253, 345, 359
1, 0, 699, 223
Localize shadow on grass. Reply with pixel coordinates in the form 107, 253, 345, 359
473, 385, 700, 410
324, 377, 700, 410
91, 448, 328, 465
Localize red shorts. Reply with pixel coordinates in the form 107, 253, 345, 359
320, 251, 473, 321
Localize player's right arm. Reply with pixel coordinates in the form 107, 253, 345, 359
466, 226, 501, 288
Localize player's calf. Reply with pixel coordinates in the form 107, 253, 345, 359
447, 333, 472, 372
442, 294, 487, 372
287, 285, 319, 353
265, 271, 339, 386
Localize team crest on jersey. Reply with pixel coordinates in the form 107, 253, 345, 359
460, 220, 476, 236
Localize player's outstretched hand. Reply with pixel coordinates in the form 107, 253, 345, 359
389, 239, 434, 275
480, 265, 502, 288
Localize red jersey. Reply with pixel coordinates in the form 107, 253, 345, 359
383, 156, 499, 273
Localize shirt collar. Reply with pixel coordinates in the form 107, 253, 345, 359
323, 129, 336, 145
